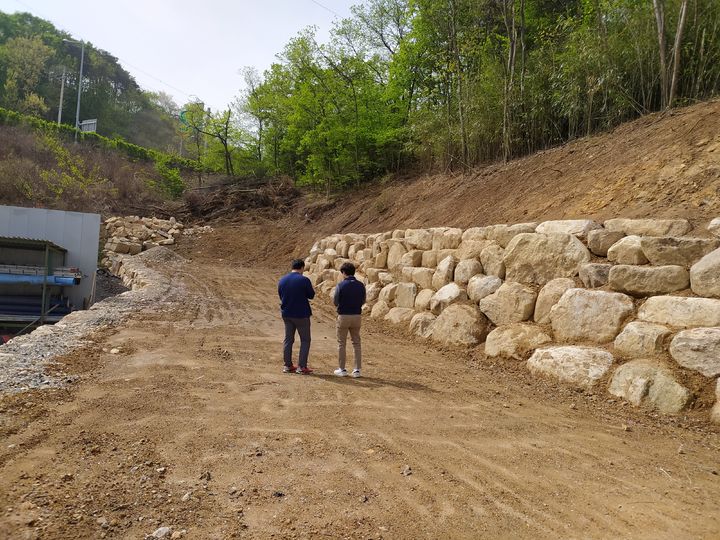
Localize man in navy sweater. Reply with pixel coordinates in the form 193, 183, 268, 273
277, 259, 315, 374
333, 262, 366, 378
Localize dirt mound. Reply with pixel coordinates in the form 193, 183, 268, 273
175, 179, 300, 221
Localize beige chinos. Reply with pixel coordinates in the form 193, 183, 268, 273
336, 314, 362, 370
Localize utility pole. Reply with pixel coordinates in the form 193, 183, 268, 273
63, 38, 85, 142
57, 66, 66, 125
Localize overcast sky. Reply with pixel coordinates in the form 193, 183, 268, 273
0, 0, 357, 110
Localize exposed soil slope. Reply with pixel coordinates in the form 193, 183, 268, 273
318, 99, 720, 234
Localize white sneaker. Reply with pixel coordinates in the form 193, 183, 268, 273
334, 368, 348, 377
351, 369, 361, 378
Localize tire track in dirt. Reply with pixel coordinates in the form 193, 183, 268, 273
1, 261, 719, 539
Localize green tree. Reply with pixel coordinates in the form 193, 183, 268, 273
0, 35, 53, 115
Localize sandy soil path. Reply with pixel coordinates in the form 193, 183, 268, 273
1, 261, 719, 539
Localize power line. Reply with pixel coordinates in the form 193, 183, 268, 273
309, 0, 341, 18
7, 0, 198, 101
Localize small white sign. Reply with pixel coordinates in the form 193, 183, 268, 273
80, 119, 97, 132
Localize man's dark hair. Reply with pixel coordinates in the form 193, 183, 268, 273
340, 262, 356, 275
291, 258, 306, 270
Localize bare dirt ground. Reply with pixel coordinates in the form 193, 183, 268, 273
1, 253, 719, 539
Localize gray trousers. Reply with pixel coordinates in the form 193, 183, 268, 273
283, 317, 311, 368
336, 314, 362, 370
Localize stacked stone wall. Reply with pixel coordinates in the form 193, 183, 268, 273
305, 218, 720, 421
101, 215, 212, 268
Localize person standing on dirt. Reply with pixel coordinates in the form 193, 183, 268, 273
333, 262, 366, 378
278, 259, 315, 374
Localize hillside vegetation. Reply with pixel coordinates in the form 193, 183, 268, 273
0, 123, 193, 214
2, 1, 720, 192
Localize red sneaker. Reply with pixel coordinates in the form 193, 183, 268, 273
283, 365, 297, 373
295, 367, 313, 375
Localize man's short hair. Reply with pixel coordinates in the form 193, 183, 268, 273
340, 262, 356, 275
291, 258, 306, 270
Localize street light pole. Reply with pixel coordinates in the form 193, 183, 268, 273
63, 39, 85, 142
57, 66, 65, 125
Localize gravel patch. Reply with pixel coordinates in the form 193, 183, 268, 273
0, 247, 185, 394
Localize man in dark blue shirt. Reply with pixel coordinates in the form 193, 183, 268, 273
278, 259, 316, 374
333, 262, 366, 378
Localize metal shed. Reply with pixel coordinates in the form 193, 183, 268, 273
0, 206, 101, 327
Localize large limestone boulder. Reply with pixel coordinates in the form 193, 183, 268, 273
414, 289, 435, 312
411, 267, 435, 290
638, 296, 720, 327
378, 272, 394, 286
315, 255, 332, 272
607, 236, 648, 265
485, 324, 552, 360
608, 265, 689, 296
480, 243, 506, 278
387, 242, 408, 270
430, 304, 491, 347
404, 229, 433, 250
614, 322, 671, 357
395, 283, 418, 309
400, 266, 414, 283
366, 268, 382, 283
456, 240, 491, 260
348, 242, 365, 260
709, 218, 720, 238
333, 257, 352, 271
533, 278, 576, 325
432, 256, 457, 290
454, 259, 483, 285
371, 301, 390, 319
535, 219, 601, 240
491, 223, 539, 248
462, 226, 490, 242
478, 282, 537, 325
374, 250, 388, 269
503, 233, 591, 285
432, 228, 463, 250
365, 282, 382, 304
690, 247, 720, 298
409, 312, 436, 338
384, 307, 416, 325
640, 237, 719, 267
467, 275, 502, 303
604, 218, 692, 237
421, 251, 438, 268
430, 283, 468, 315
550, 289, 634, 344
579, 263, 611, 288
399, 250, 423, 268
609, 361, 691, 413
669, 327, 720, 377
587, 229, 625, 257
527, 346, 614, 388
378, 283, 398, 305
